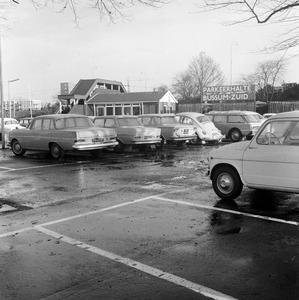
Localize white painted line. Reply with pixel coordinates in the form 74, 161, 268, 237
154, 197, 299, 226
0, 189, 188, 239
0, 161, 90, 173
36, 226, 238, 300
0, 166, 16, 171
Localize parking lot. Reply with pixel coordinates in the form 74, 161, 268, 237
0, 144, 298, 300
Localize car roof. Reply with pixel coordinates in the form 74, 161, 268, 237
2, 118, 18, 121
139, 114, 175, 117
206, 110, 259, 115
34, 114, 89, 120
176, 112, 205, 117
269, 111, 299, 119
94, 115, 138, 119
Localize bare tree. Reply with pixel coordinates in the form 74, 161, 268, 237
172, 52, 225, 112
241, 58, 285, 103
172, 70, 197, 100
199, 0, 299, 52
20, 0, 171, 24
188, 52, 225, 112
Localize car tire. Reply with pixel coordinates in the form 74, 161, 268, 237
212, 166, 243, 200
50, 143, 65, 159
11, 140, 26, 156
189, 135, 200, 145
114, 141, 126, 154
229, 129, 242, 142
156, 137, 164, 149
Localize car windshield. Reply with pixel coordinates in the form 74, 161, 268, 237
244, 115, 261, 123
4, 120, 19, 125
196, 115, 211, 123
118, 118, 142, 126
160, 117, 178, 125
55, 117, 94, 129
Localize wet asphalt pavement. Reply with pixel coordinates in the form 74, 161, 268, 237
0, 144, 298, 300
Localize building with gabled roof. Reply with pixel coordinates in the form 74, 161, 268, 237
58, 78, 177, 115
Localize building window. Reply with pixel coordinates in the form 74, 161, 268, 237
97, 106, 105, 116
106, 106, 113, 115
115, 104, 122, 115
124, 105, 131, 115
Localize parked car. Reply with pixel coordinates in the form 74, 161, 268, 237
138, 114, 196, 147
176, 112, 224, 144
0, 118, 25, 142
205, 111, 264, 142
19, 117, 33, 128
207, 111, 299, 200
91, 115, 161, 153
263, 113, 277, 119
8, 114, 118, 159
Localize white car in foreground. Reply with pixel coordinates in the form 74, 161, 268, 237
207, 111, 299, 200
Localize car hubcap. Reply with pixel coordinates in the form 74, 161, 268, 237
218, 174, 233, 194
14, 144, 21, 152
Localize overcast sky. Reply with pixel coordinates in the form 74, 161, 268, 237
2, 0, 299, 103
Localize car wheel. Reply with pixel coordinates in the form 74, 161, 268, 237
50, 143, 65, 159
189, 135, 200, 145
229, 129, 242, 142
90, 149, 102, 157
212, 166, 243, 200
11, 140, 26, 156
156, 137, 164, 149
114, 141, 126, 154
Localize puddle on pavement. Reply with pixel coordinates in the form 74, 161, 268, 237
0, 200, 32, 214
210, 199, 244, 235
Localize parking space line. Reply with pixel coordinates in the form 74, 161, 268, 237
36, 225, 238, 300
0, 161, 90, 173
0, 166, 16, 171
154, 197, 299, 226
0, 190, 188, 239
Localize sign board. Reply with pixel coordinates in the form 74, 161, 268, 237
60, 82, 69, 95
203, 85, 255, 101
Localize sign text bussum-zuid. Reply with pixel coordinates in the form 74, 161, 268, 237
203, 85, 255, 101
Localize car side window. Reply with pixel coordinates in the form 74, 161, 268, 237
282, 122, 299, 145
55, 119, 65, 129
41, 119, 51, 130
105, 119, 116, 128
94, 119, 105, 127
141, 117, 151, 126
31, 119, 42, 130
214, 115, 226, 123
228, 115, 244, 123
257, 121, 292, 145
181, 117, 193, 125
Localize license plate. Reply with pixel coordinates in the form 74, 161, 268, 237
92, 138, 104, 143
183, 129, 189, 134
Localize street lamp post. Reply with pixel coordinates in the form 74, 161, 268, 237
8, 79, 19, 118
141, 72, 147, 91
230, 41, 238, 86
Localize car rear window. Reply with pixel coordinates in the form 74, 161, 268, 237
196, 116, 211, 123
160, 117, 177, 125
55, 117, 92, 129
118, 118, 142, 126
244, 115, 260, 123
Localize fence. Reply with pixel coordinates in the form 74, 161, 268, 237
178, 101, 299, 114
